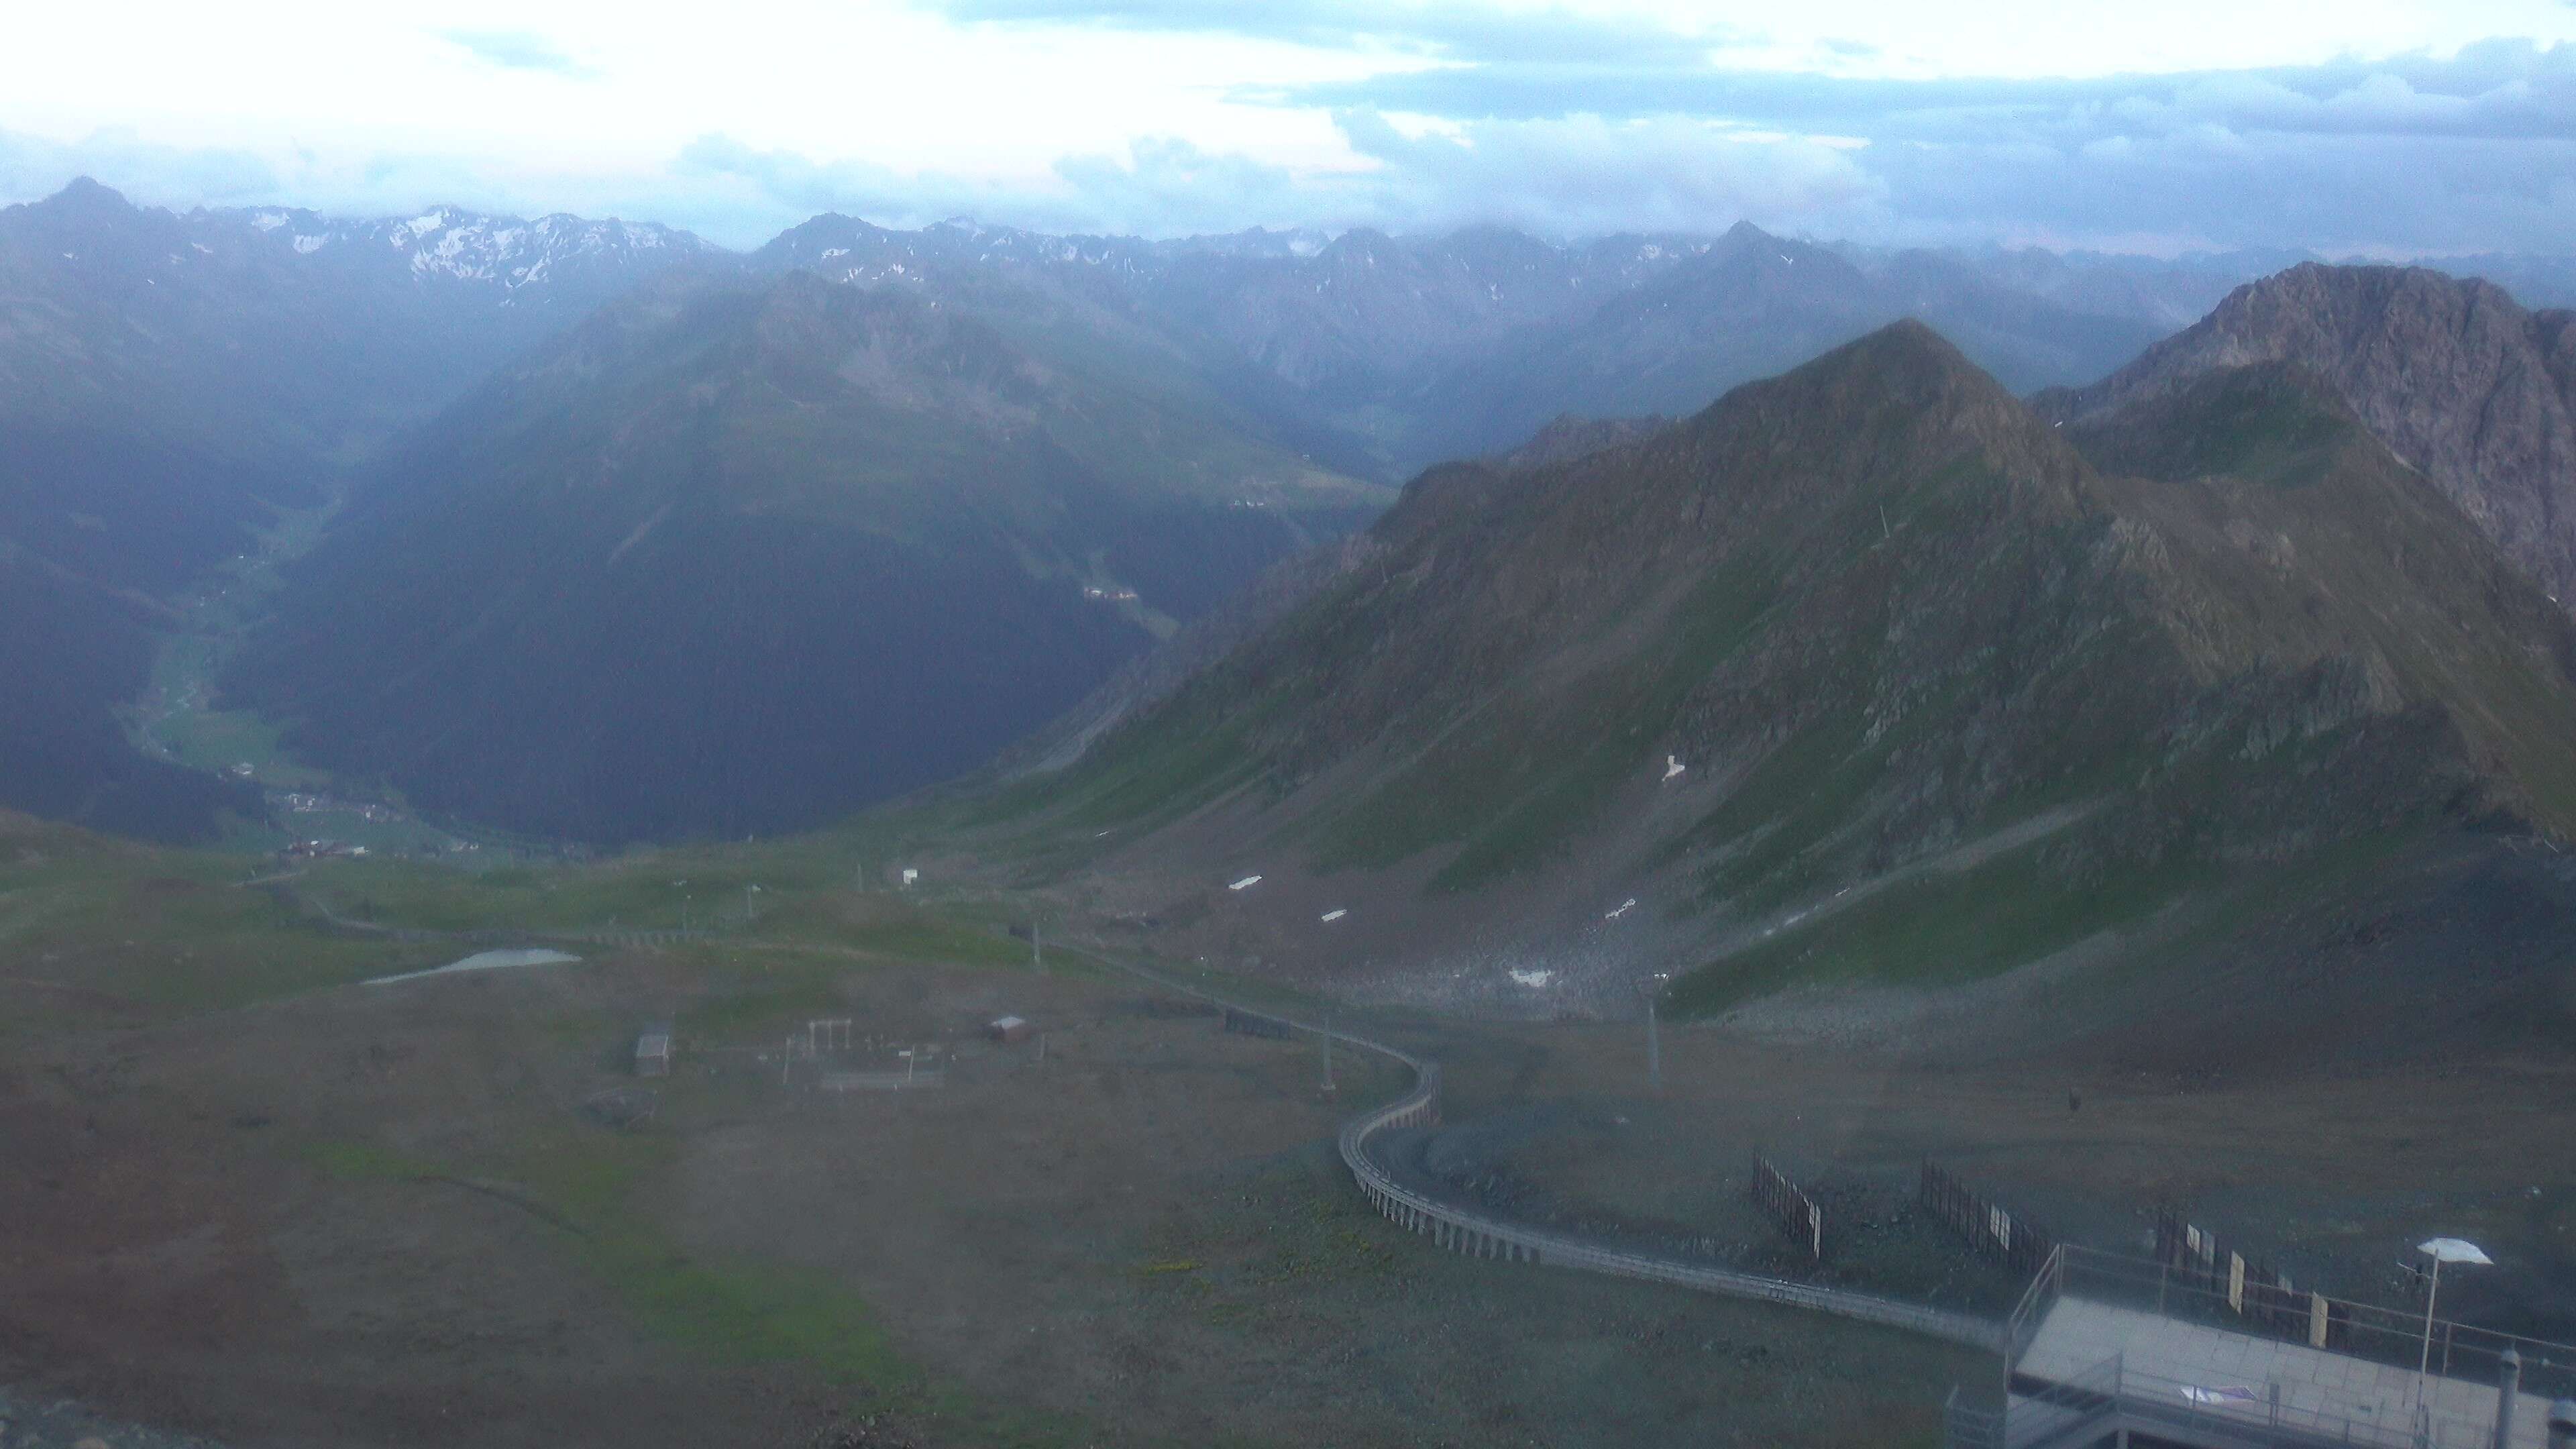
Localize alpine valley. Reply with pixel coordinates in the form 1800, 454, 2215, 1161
8, 175, 2576, 872
17, 162, 2576, 1449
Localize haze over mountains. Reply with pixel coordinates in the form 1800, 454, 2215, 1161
7, 175, 2576, 855
223, 269, 1380, 843
0, 179, 714, 840
757, 209, 2265, 480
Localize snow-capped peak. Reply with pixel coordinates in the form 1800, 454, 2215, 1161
181, 200, 718, 299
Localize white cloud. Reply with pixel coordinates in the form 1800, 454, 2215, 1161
2, 2, 2573, 255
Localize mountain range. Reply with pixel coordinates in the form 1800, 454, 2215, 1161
9, 175, 2576, 852
220, 269, 1381, 843
753, 211, 2262, 480
981, 314, 2576, 1016
0, 179, 716, 840
2047, 262, 2576, 604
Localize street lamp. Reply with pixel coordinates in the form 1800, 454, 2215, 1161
673, 879, 690, 932
1642, 971, 1671, 1087
2416, 1237, 2493, 1402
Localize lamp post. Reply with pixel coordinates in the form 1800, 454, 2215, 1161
673, 879, 690, 932
2416, 1237, 2493, 1408
745, 883, 763, 924
1642, 971, 1670, 1087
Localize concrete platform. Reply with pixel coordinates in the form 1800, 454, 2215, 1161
2016, 1297, 2551, 1448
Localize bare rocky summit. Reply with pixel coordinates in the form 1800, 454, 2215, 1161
2050, 262, 2576, 603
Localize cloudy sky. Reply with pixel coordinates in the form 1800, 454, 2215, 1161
5, 1, 2574, 256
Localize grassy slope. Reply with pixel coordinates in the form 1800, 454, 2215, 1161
0, 812, 409, 1034
1313, 559, 1782, 891
951, 339, 2576, 1022
1670, 366, 2576, 1012
1, 804, 1163, 1444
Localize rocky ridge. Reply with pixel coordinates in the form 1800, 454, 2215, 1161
1000, 321, 2576, 1012
2049, 262, 2576, 604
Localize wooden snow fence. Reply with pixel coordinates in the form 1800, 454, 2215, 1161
1751, 1153, 1825, 1260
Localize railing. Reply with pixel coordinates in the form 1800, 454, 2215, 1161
2007, 1350, 2122, 1449
1983, 1247, 2576, 1449
2004, 1351, 2508, 1449
1058, 941, 2004, 1351
2052, 1244, 2576, 1405
1945, 1385, 2007, 1449
2000, 1243, 2068, 1396
1334, 1061, 2002, 1346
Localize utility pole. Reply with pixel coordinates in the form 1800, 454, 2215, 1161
1642, 971, 1670, 1088
1646, 993, 1660, 1087
745, 883, 761, 923
1033, 920, 1044, 975
1321, 1011, 1335, 1093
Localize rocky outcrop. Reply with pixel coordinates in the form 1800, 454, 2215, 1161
2050, 263, 2576, 604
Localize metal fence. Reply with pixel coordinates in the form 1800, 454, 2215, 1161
1976, 1346, 2520, 1449
1055, 941, 2003, 1352
2053, 1244, 2576, 1406
1335, 1042, 1999, 1349
1942, 1385, 2006, 1449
